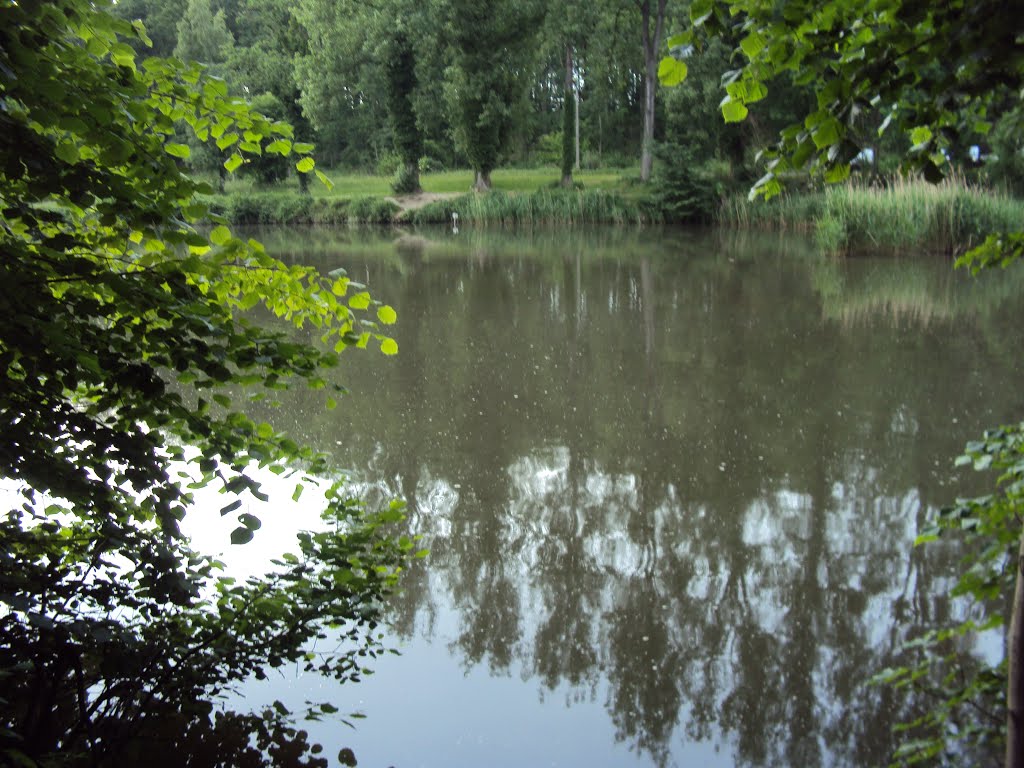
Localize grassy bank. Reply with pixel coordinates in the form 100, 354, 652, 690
207, 192, 399, 225
719, 176, 1024, 255
203, 166, 648, 226
213, 167, 631, 199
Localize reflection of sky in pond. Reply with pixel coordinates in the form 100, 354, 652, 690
180, 464, 329, 582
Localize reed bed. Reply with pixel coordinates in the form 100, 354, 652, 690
405, 189, 654, 226
718, 176, 1024, 255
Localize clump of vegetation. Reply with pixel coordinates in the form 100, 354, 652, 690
647, 144, 723, 223
405, 188, 653, 226
719, 176, 1024, 255
347, 195, 402, 224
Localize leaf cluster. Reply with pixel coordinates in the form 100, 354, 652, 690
868, 424, 1024, 764
661, 0, 1023, 199
1, 1, 405, 764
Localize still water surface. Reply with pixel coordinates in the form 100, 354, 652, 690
196, 227, 1024, 767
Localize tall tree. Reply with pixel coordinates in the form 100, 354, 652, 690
444, 0, 543, 190
223, 0, 316, 191
637, 0, 669, 181
174, 0, 235, 67
385, 30, 424, 194
561, 43, 576, 187
295, 0, 403, 168
543, 0, 598, 185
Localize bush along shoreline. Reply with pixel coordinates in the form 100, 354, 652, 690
718, 175, 1024, 256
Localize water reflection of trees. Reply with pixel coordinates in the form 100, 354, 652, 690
260, 231, 1024, 767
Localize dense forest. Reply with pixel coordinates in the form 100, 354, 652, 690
111, 0, 1024, 194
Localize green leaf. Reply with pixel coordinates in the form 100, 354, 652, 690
209, 225, 232, 246
910, 126, 933, 148
296, 157, 315, 173
657, 57, 688, 87
690, 0, 714, 25
376, 305, 397, 324
224, 153, 244, 173
266, 139, 292, 156
230, 527, 254, 545
721, 99, 749, 123
219, 499, 243, 516
740, 31, 767, 59
824, 163, 851, 184
315, 169, 334, 191
165, 143, 190, 159
666, 32, 693, 48
86, 37, 108, 57
348, 292, 371, 310
55, 141, 80, 165
110, 43, 136, 69
216, 132, 239, 151
239, 513, 262, 531
811, 118, 841, 149
380, 338, 398, 355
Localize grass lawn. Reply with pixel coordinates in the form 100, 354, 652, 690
214, 166, 637, 198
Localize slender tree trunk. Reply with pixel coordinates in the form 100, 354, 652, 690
1007, 532, 1024, 768
638, 0, 667, 182
473, 170, 492, 191
561, 43, 575, 188
575, 88, 581, 170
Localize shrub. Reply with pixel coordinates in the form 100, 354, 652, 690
534, 132, 562, 166
391, 163, 421, 195
648, 144, 720, 223
375, 151, 402, 177
346, 196, 400, 224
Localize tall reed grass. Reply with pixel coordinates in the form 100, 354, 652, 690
718, 175, 1024, 255
405, 189, 654, 226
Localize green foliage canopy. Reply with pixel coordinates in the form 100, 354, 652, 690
0, 0, 407, 764
661, 0, 1023, 198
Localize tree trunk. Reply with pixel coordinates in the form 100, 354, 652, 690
473, 170, 492, 191
1007, 531, 1024, 768
402, 161, 422, 195
575, 88, 581, 170
561, 43, 575, 188
638, 0, 667, 183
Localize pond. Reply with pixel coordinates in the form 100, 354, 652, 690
189, 226, 1024, 767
